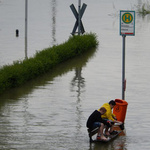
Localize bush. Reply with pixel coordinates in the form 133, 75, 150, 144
137, 2, 150, 16
0, 33, 98, 94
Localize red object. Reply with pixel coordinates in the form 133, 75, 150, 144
124, 79, 126, 91
113, 99, 128, 123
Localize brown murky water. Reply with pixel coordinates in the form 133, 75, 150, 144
0, 0, 150, 149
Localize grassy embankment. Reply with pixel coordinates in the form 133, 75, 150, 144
0, 33, 98, 95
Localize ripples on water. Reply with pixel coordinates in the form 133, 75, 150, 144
0, 0, 150, 149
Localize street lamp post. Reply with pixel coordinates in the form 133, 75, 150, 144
25, 0, 28, 59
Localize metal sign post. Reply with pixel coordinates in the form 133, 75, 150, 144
120, 10, 135, 100
78, 0, 81, 35
122, 35, 126, 100
70, 1, 87, 35
25, 0, 28, 59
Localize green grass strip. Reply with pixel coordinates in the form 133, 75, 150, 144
0, 33, 98, 94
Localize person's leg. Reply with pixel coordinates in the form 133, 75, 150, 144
97, 123, 107, 140
92, 122, 108, 140
109, 121, 119, 134
109, 124, 114, 133
97, 123, 102, 136
103, 119, 115, 135
104, 126, 110, 135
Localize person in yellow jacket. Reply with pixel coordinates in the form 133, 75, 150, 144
98, 100, 122, 135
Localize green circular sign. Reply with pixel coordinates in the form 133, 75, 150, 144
122, 13, 133, 24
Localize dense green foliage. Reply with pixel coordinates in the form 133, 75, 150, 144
0, 33, 98, 94
138, 3, 150, 16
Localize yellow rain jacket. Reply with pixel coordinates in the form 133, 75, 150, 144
98, 103, 116, 121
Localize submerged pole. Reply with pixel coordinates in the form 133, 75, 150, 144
122, 35, 126, 100
25, 0, 28, 59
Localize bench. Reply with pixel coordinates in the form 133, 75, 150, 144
87, 125, 123, 143
87, 127, 99, 143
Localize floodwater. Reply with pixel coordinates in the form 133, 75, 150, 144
0, 0, 150, 149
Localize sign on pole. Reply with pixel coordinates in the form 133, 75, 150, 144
120, 10, 135, 36
70, 2, 87, 35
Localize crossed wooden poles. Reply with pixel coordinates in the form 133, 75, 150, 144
70, 3, 87, 35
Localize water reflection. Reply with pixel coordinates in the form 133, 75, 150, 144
0, 48, 96, 101
88, 126, 127, 149
89, 136, 127, 150
51, 0, 56, 45
0, 47, 97, 149
0, 97, 30, 149
71, 67, 85, 99
138, 0, 142, 6
71, 67, 85, 133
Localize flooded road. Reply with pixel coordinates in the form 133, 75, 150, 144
0, 0, 150, 149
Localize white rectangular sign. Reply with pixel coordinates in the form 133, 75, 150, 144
120, 10, 135, 36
